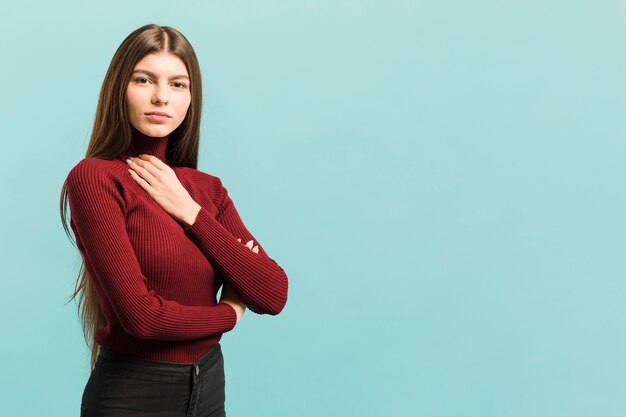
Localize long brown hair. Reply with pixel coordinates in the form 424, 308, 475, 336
60, 24, 204, 370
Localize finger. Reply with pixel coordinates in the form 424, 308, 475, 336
137, 154, 170, 171
252, 246, 259, 254
130, 156, 163, 178
245, 240, 253, 249
126, 158, 157, 185
128, 169, 152, 191
237, 238, 242, 242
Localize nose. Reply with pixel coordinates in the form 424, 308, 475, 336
152, 83, 169, 105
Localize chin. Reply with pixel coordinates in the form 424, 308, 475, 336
137, 125, 174, 138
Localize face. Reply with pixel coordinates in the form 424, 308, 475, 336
126, 52, 191, 138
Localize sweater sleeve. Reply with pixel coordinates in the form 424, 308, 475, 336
183, 177, 288, 315
66, 159, 237, 341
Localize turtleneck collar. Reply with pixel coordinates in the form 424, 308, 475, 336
122, 126, 171, 166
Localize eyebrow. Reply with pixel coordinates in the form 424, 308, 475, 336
131, 69, 190, 81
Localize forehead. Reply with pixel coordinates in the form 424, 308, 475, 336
133, 52, 188, 76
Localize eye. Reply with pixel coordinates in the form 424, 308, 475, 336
133, 77, 151, 84
172, 82, 188, 89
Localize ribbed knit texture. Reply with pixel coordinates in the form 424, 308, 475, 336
66, 131, 288, 363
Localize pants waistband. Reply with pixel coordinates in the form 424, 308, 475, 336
94, 343, 222, 384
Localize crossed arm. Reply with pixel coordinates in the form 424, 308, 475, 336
127, 154, 289, 316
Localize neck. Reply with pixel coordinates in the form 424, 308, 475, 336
126, 127, 171, 164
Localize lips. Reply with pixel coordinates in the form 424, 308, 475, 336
145, 111, 172, 124
145, 111, 172, 118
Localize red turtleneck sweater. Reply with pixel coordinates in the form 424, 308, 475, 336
66, 132, 288, 363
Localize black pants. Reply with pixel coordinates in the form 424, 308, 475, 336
81, 343, 226, 417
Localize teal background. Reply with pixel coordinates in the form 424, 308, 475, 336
1, 1, 625, 416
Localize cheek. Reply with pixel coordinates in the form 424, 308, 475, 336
182, 95, 192, 115
126, 88, 144, 114
174, 95, 192, 118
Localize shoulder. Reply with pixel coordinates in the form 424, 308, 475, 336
176, 166, 222, 184
176, 166, 228, 205
67, 157, 124, 182
177, 166, 226, 191
66, 157, 134, 205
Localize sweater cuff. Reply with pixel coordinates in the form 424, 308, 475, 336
217, 302, 238, 332
184, 205, 214, 234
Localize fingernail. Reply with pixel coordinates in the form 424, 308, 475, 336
126, 158, 132, 164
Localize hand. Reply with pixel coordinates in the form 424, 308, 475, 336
126, 155, 200, 225
238, 238, 259, 254
219, 283, 246, 324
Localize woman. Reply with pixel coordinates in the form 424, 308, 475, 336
59, 24, 289, 417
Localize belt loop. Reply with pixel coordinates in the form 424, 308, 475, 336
191, 364, 199, 384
